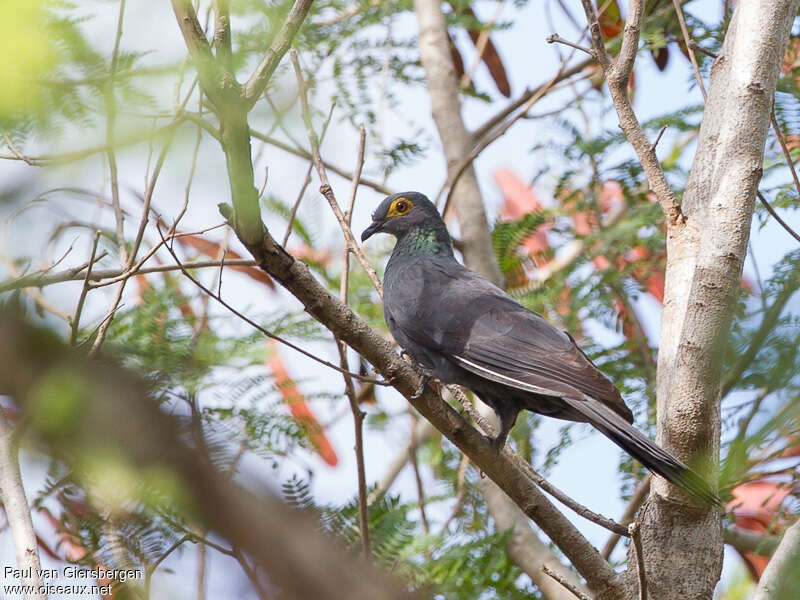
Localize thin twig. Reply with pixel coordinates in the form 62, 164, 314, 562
291, 50, 383, 297
757, 191, 800, 244
689, 41, 717, 59
440, 452, 469, 532
409, 413, 430, 533
157, 224, 388, 386
145, 534, 191, 592
629, 521, 648, 600
281, 104, 336, 246
247, 127, 392, 195
472, 57, 593, 142
0, 257, 255, 293
106, 0, 129, 265
127, 120, 181, 270
671, 0, 707, 101
542, 565, 593, 600
69, 230, 101, 346
546, 33, 595, 56
440, 53, 578, 214
336, 125, 372, 559
650, 125, 668, 152
89, 223, 228, 288
88, 280, 126, 357
283, 164, 314, 246
601, 475, 651, 559
771, 110, 800, 201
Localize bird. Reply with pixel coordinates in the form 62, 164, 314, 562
361, 191, 718, 505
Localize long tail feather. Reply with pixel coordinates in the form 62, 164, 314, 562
563, 395, 720, 505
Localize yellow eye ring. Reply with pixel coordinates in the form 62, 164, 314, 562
387, 197, 413, 218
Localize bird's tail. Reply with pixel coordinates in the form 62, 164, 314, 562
563, 395, 720, 506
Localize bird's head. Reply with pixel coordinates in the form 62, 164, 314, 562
360, 192, 442, 242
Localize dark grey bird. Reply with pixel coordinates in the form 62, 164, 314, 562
362, 191, 717, 504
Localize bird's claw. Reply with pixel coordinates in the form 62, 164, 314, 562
411, 375, 431, 400
486, 433, 507, 455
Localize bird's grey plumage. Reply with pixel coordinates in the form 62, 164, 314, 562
362, 191, 717, 504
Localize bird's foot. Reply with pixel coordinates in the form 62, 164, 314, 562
411, 372, 441, 400
411, 374, 431, 400
486, 432, 508, 455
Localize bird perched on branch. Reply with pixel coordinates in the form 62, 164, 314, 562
362, 191, 718, 504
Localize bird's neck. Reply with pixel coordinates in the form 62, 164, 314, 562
392, 224, 454, 258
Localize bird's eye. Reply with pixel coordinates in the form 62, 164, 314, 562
395, 201, 408, 213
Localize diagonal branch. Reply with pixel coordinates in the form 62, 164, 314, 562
170, 0, 228, 107
752, 518, 800, 600
579, 0, 683, 226
216, 202, 624, 598
243, 0, 314, 108
290, 51, 383, 296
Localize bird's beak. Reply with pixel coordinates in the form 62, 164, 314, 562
361, 220, 384, 242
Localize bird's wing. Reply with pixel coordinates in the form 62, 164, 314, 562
391, 261, 632, 422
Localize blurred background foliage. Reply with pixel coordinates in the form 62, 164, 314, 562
0, 0, 798, 598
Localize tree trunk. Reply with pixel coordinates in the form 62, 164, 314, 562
633, 2, 800, 599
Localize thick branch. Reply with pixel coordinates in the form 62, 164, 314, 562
752, 518, 800, 600
169, 0, 228, 107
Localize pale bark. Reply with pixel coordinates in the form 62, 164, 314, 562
752, 518, 800, 600
0, 412, 45, 600
636, 1, 800, 599
414, 0, 504, 286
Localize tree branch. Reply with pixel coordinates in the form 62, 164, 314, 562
0, 411, 45, 600
414, 0, 503, 285
752, 518, 800, 600
542, 565, 593, 600
601, 475, 650, 560
628, 522, 647, 600
0, 315, 415, 600
483, 479, 591, 600
169, 0, 228, 107
636, 2, 800, 598
579, 0, 683, 226
243, 0, 314, 107
290, 51, 383, 296
216, 204, 624, 597
724, 525, 782, 557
